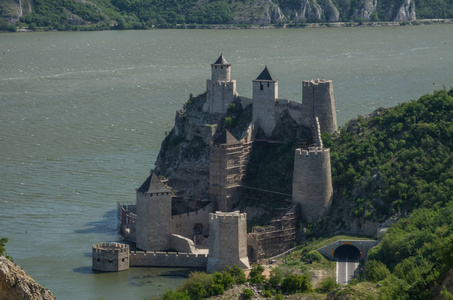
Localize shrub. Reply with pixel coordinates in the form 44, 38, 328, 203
268, 267, 284, 288
364, 260, 390, 282
241, 288, 254, 300
248, 265, 265, 284
317, 276, 339, 293
161, 289, 190, 300
282, 273, 312, 294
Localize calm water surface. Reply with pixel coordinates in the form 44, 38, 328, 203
0, 25, 452, 299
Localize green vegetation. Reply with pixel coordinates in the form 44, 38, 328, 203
314, 88, 453, 299
159, 264, 315, 299
2, 0, 452, 31
324, 88, 453, 221
0, 237, 13, 262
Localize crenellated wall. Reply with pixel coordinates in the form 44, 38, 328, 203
130, 251, 208, 268
92, 243, 130, 272
171, 202, 214, 238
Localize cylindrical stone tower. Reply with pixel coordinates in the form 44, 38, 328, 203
206, 211, 250, 273
292, 147, 333, 221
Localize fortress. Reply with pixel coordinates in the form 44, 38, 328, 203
92, 54, 337, 272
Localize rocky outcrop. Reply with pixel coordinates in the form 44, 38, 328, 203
0, 0, 32, 24
394, 0, 416, 22
352, 0, 378, 21
0, 256, 55, 300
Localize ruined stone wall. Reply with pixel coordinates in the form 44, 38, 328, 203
171, 202, 214, 238
92, 243, 130, 272
292, 147, 333, 221
130, 251, 208, 268
301, 80, 337, 134
247, 211, 297, 261
252, 80, 278, 136
207, 211, 250, 273
275, 99, 303, 125
136, 190, 172, 251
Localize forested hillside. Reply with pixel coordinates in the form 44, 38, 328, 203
1, 0, 452, 31
317, 88, 453, 298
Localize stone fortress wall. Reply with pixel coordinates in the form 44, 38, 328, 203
172, 202, 214, 238
94, 54, 338, 272
130, 251, 208, 268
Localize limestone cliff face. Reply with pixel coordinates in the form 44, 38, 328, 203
254, 0, 416, 23
352, 0, 378, 21
394, 0, 416, 22
0, 256, 55, 300
0, 0, 32, 23
232, 0, 286, 25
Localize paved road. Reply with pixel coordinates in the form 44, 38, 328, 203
336, 259, 359, 285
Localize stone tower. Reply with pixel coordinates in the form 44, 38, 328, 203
252, 66, 278, 136
136, 173, 172, 251
292, 118, 333, 221
301, 79, 337, 134
206, 211, 250, 273
209, 130, 250, 212
204, 54, 237, 115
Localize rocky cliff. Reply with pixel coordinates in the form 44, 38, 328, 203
0, 256, 55, 300
0, 0, 32, 24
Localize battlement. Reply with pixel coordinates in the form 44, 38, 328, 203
92, 242, 130, 272
130, 251, 208, 268
210, 211, 247, 220
295, 147, 330, 156
213, 81, 235, 87
303, 79, 332, 87
92, 242, 130, 254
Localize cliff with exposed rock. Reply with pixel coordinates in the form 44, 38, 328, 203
0, 256, 55, 300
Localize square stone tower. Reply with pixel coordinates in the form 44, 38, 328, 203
209, 130, 251, 212
136, 173, 172, 251
204, 54, 237, 115
206, 211, 250, 273
252, 66, 278, 136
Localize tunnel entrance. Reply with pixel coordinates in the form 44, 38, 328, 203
333, 244, 361, 262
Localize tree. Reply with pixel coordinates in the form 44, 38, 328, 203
282, 273, 312, 294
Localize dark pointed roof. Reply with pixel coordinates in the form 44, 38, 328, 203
213, 53, 230, 65
213, 130, 240, 145
137, 173, 170, 193
254, 66, 276, 81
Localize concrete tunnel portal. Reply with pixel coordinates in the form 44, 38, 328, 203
333, 244, 361, 262
317, 240, 380, 284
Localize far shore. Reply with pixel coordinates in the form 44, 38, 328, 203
7, 18, 453, 33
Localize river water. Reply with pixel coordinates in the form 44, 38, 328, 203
0, 25, 452, 299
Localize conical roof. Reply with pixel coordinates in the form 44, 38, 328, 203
213, 130, 240, 145
137, 173, 170, 193
213, 53, 230, 65
254, 66, 276, 81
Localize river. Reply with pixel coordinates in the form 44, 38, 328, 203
0, 25, 452, 299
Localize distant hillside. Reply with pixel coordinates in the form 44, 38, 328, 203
1, 0, 452, 31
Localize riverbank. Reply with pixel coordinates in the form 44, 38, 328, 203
2, 18, 452, 33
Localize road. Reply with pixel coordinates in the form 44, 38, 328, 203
336, 258, 359, 285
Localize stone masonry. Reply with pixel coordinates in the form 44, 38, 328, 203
136, 173, 172, 251
204, 54, 237, 115
209, 130, 252, 211
207, 211, 250, 273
